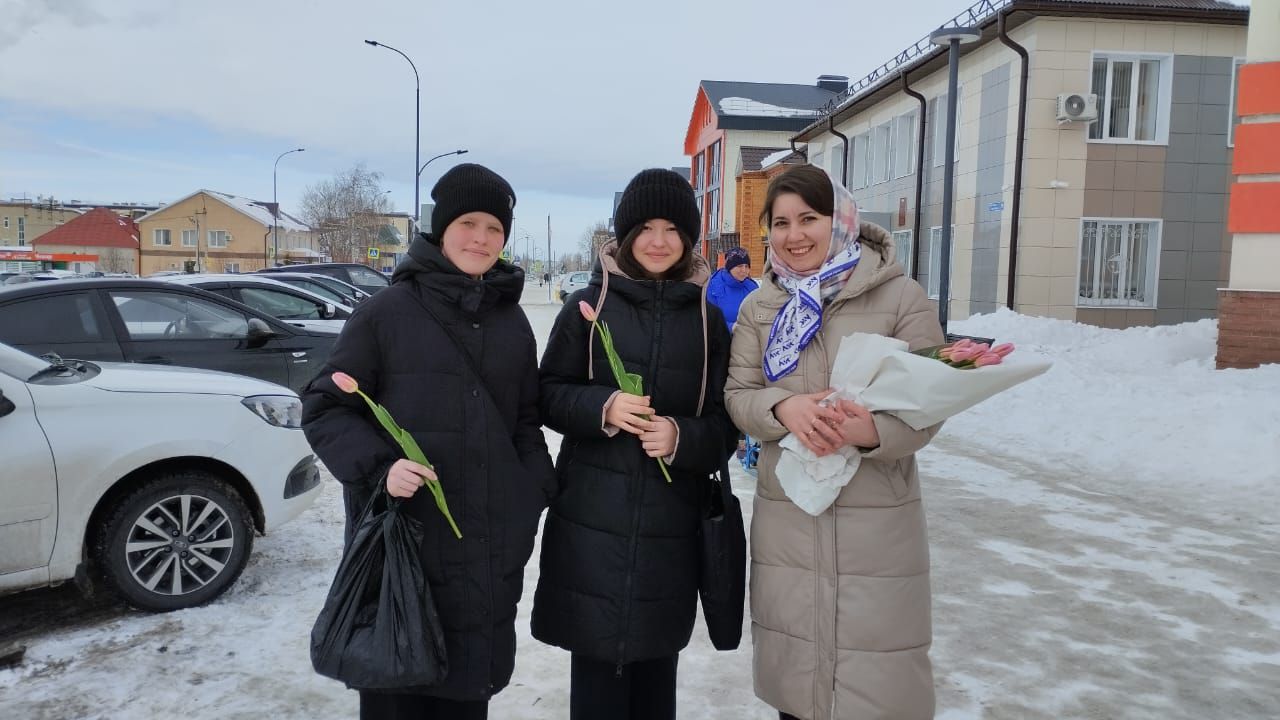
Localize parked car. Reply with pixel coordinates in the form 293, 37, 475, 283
0, 341, 322, 611
559, 271, 590, 302
0, 279, 339, 394
3, 272, 60, 286
252, 271, 372, 307
259, 262, 390, 295
161, 274, 351, 332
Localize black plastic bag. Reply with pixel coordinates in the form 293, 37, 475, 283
698, 461, 747, 651
311, 488, 448, 689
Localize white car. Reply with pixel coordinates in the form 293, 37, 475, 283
0, 342, 323, 611
558, 271, 591, 303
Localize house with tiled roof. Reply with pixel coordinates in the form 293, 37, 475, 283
135, 190, 316, 275
683, 77, 846, 261
33, 208, 140, 274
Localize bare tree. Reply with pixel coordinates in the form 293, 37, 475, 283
98, 247, 133, 274
300, 164, 391, 264
578, 220, 612, 270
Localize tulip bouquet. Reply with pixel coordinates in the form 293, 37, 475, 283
579, 301, 674, 483
776, 333, 1051, 516
332, 372, 462, 539
915, 338, 1016, 369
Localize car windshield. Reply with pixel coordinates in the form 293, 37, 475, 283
0, 340, 57, 380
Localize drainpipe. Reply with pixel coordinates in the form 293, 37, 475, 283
828, 118, 850, 187
998, 9, 1030, 310
901, 72, 927, 281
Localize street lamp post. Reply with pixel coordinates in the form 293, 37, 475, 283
929, 26, 981, 336
418, 149, 469, 178
365, 39, 420, 229
273, 147, 305, 266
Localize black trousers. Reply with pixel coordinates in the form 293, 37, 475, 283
780, 714, 802, 720
357, 691, 488, 720
570, 653, 679, 720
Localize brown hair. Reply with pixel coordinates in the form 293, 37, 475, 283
615, 224, 696, 282
758, 164, 835, 228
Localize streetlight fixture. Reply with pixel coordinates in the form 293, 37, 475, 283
273, 147, 305, 266
929, 25, 981, 336
418, 149, 469, 178
365, 39, 420, 229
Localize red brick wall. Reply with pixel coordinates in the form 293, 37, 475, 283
1216, 290, 1280, 369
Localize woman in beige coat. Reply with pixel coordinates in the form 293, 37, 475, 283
725, 164, 944, 720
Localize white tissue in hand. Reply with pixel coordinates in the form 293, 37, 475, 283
776, 433, 862, 516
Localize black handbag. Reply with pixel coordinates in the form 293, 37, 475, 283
698, 461, 747, 651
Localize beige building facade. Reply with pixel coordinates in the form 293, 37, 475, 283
136, 190, 313, 276
793, 0, 1248, 328
0, 201, 83, 249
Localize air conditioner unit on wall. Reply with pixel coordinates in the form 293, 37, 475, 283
1056, 93, 1099, 123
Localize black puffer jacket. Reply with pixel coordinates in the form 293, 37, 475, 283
531, 243, 738, 665
301, 235, 555, 700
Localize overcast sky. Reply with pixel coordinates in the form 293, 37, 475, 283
0, 0, 1252, 257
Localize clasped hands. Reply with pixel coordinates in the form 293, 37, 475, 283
774, 389, 880, 457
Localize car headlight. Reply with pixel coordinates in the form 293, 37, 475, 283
241, 395, 302, 428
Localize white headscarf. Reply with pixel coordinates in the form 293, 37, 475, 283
762, 169, 861, 382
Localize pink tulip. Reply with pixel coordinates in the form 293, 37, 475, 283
332, 372, 359, 394
973, 352, 1003, 367
992, 342, 1015, 357
948, 345, 981, 363
578, 300, 598, 323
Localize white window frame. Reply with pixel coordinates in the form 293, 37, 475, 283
892, 113, 917, 179
851, 133, 869, 190
927, 225, 956, 300
1076, 218, 1162, 308
933, 90, 962, 168
224, 262, 241, 273
1228, 56, 1246, 147
181, 229, 197, 247
830, 144, 846, 186
207, 230, 229, 248
17, 217, 25, 244
2, 217, 7, 228
871, 124, 891, 185
153, 228, 171, 246
1087, 52, 1173, 145
892, 229, 914, 278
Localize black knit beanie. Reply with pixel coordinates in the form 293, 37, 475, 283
613, 169, 701, 245
430, 163, 516, 244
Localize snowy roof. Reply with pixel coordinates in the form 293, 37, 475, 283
741, 146, 791, 172
717, 97, 818, 119
700, 81, 836, 117
759, 148, 806, 169
136, 190, 310, 232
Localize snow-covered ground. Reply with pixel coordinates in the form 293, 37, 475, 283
2, 288, 1277, 719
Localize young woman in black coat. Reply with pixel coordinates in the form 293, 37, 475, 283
532, 169, 739, 719
302, 164, 555, 720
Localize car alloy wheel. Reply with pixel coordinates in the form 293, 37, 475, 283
96, 472, 254, 612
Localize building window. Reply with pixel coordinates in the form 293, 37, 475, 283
933, 92, 961, 167
706, 188, 721, 237
927, 226, 956, 300
810, 150, 825, 174
224, 263, 241, 273
892, 113, 917, 179
17, 217, 25, 245
2, 217, 7, 228
182, 229, 197, 247
851, 133, 869, 190
693, 152, 705, 193
830, 144, 846, 186
871, 124, 891, 185
1078, 219, 1160, 308
153, 228, 172, 246
1088, 54, 1171, 143
208, 230, 229, 248
892, 230, 914, 277
710, 140, 722, 188
1228, 57, 1246, 147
